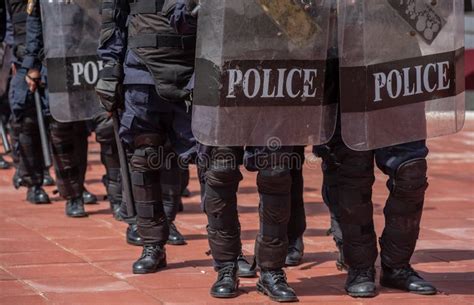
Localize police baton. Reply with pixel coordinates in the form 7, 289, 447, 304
0, 117, 11, 154
34, 90, 52, 168
111, 111, 136, 218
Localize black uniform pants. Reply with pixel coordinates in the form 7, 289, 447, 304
319, 121, 429, 269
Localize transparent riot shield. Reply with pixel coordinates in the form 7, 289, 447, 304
338, 0, 465, 151
40, 0, 102, 122
193, 0, 333, 146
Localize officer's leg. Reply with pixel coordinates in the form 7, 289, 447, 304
120, 85, 168, 274
314, 144, 346, 271
129, 134, 168, 274
161, 152, 186, 245
205, 146, 243, 298
376, 141, 436, 295
319, 126, 378, 297
285, 146, 306, 266
250, 146, 298, 302
94, 112, 122, 219
49, 119, 88, 217
17, 108, 49, 204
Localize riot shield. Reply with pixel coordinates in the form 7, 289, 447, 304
193, 0, 333, 146
40, 0, 102, 122
338, 0, 465, 151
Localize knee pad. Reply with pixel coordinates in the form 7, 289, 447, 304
257, 168, 291, 195
385, 158, 428, 216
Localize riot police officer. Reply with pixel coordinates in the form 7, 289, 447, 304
315, 0, 438, 297
6, 0, 50, 204
96, 0, 196, 273
23, 0, 97, 216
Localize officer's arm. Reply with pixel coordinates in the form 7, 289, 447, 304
95, 0, 129, 112
97, 0, 129, 65
22, 1, 43, 72
170, 0, 198, 35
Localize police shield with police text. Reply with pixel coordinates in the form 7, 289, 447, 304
338, 0, 465, 150
39, 0, 101, 122
193, 0, 334, 146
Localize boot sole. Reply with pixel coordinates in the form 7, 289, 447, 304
67, 213, 88, 218
210, 291, 239, 299
256, 282, 299, 303
133, 260, 167, 274
28, 200, 51, 205
346, 291, 377, 298
380, 281, 437, 295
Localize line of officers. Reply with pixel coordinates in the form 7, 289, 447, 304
0, 0, 439, 302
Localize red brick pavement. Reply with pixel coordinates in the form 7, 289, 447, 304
0, 121, 473, 305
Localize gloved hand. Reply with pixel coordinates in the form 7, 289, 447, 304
95, 62, 124, 112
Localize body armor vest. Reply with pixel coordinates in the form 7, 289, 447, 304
6, 0, 28, 61
127, 0, 195, 102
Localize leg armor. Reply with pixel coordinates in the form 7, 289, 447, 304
204, 146, 243, 263
287, 146, 306, 242
17, 110, 43, 187
255, 166, 292, 270
95, 112, 122, 207
161, 153, 182, 222
49, 120, 88, 199
130, 134, 168, 246
318, 133, 378, 270
379, 158, 428, 268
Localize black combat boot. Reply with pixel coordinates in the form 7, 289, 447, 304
65, 197, 88, 218
42, 169, 55, 186
237, 254, 257, 278
285, 236, 304, 267
167, 222, 186, 245
210, 263, 239, 298
345, 267, 377, 298
380, 264, 437, 295
0, 156, 10, 169
257, 269, 298, 302
110, 201, 122, 221
12, 170, 22, 189
133, 244, 167, 274
26, 186, 51, 204
126, 224, 143, 246
83, 189, 98, 204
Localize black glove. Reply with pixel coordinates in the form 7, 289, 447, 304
95, 62, 124, 112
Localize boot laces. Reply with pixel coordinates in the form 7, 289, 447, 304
269, 270, 287, 284
218, 264, 236, 280
395, 265, 420, 279
351, 268, 374, 283
142, 245, 160, 257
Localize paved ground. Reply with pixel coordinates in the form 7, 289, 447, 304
0, 121, 473, 305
